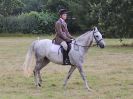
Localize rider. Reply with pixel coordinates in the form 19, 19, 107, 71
54, 9, 74, 65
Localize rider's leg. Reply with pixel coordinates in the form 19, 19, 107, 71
60, 41, 68, 51
60, 41, 69, 65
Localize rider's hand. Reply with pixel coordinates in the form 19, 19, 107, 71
68, 39, 73, 43
72, 36, 75, 40
71, 38, 75, 41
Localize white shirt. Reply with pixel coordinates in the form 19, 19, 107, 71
60, 18, 65, 23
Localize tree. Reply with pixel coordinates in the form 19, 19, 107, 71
0, 0, 24, 16
97, 0, 132, 38
0, 0, 132, 38
21, 0, 47, 13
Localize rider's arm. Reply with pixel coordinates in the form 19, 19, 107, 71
55, 22, 71, 42
65, 25, 74, 39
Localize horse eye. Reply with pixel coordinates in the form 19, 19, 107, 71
96, 35, 99, 38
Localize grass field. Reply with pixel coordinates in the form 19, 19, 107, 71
0, 36, 133, 99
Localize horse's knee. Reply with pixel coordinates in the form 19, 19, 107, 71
33, 68, 39, 75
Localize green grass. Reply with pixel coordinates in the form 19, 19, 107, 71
0, 37, 133, 99
0, 33, 54, 37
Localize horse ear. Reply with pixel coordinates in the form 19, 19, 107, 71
94, 26, 98, 31
93, 26, 96, 31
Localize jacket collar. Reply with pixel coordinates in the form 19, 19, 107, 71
60, 18, 65, 23
59, 18, 66, 27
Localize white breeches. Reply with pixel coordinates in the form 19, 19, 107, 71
60, 41, 68, 51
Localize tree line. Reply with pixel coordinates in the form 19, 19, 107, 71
0, 0, 132, 38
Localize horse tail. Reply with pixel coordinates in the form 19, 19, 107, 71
23, 41, 36, 77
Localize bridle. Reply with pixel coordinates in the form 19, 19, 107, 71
71, 31, 103, 48
93, 31, 103, 46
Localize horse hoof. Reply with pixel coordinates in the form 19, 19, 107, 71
36, 83, 41, 88
87, 88, 93, 92
38, 83, 41, 87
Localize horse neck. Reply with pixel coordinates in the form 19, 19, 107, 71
76, 31, 93, 46
75, 31, 93, 54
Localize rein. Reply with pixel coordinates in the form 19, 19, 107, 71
71, 31, 103, 48
71, 41, 90, 48
93, 31, 103, 46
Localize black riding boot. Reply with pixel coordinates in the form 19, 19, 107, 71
62, 49, 71, 65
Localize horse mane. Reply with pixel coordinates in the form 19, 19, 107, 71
76, 31, 92, 42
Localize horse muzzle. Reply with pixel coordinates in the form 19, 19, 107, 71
99, 41, 105, 49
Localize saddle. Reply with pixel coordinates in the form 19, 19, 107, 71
52, 40, 71, 65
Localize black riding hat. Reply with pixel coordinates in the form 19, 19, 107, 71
59, 9, 69, 15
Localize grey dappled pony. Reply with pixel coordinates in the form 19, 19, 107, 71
23, 27, 105, 91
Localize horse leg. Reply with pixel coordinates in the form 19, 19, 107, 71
77, 65, 92, 92
33, 61, 42, 87
38, 57, 49, 84
33, 57, 49, 87
63, 66, 76, 88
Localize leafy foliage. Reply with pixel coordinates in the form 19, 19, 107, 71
0, 11, 57, 33
0, 0, 24, 16
0, 0, 132, 38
